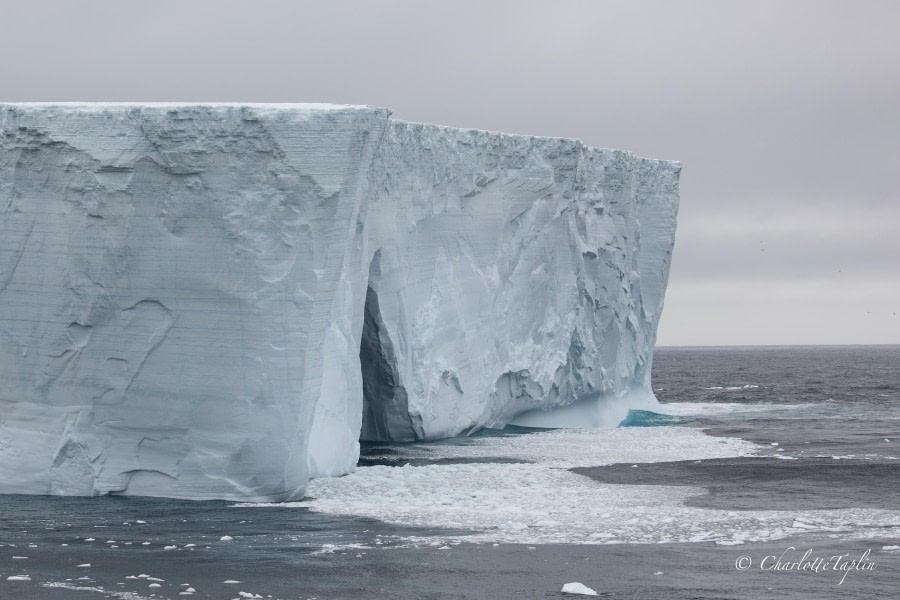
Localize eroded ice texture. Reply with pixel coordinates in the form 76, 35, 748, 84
360, 122, 680, 440
0, 104, 679, 500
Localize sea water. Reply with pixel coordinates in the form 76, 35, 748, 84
1, 346, 898, 599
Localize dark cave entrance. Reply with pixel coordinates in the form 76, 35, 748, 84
358, 256, 417, 442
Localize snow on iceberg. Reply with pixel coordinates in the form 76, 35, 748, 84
0, 103, 679, 500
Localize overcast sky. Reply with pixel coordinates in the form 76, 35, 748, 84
3, 0, 898, 346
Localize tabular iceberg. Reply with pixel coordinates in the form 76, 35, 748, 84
0, 103, 679, 500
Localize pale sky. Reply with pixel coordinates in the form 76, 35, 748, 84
3, 0, 898, 346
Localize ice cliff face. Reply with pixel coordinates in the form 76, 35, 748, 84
0, 104, 679, 500
360, 123, 680, 440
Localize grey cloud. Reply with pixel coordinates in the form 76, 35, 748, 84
2, 0, 898, 344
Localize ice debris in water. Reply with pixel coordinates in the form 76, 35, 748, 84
561, 582, 598, 595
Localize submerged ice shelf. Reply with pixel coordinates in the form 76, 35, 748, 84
0, 103, 680, 500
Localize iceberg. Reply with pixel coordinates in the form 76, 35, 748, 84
0, 103, 679, 500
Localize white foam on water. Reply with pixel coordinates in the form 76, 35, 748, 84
655, 402, 820, 417
234, 427, 900, 546
42, 582, 152, 599
369, 426, 758, 468
703, 385, 760, 390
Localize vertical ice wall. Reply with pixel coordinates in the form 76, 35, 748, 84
361, 122, 680, 439
0, 104, 679, 499
0, 104, 388, 500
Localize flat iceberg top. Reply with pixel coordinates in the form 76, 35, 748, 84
393, 118, 682, 167
0, 103, 680, 167
1, 102, 375, 110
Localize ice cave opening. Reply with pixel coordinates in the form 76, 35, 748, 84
358, 262, 418, 442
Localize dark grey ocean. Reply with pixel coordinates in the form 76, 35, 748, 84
2, 345, 899, 599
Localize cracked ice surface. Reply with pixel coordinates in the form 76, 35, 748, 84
245, 429, 900, 546
0, 104, 679, 500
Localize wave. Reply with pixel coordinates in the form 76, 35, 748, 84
654, 402, 822, 417
703, 384, 760, 391
618, 409, 691, 427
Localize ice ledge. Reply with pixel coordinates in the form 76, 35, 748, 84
2, 103, 680, 165
1, 101, 375, 110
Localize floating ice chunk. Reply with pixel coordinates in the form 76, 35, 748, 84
164, 545, 177, 550
12, 556, 27, 559
224, 580, 242, 584
791, 519, 816, 529
220, 536, 234, 542
561, 582, 597, 595
76, 563, 91, 568
7, 575, 31, 581
883, 545, 899, 551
